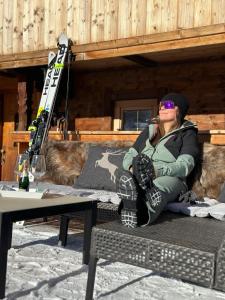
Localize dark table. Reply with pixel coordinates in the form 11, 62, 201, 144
0, 195, 97, 299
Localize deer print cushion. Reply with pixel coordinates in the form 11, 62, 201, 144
74, 145, 127, 192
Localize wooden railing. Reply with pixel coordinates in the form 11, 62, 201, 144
11, 130, 225, 154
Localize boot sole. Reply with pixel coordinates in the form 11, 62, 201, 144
133, 154, 155, 190
121, 209, 137, 228
117, 171, 138, 202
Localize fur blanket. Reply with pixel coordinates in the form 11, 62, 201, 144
41, 141, 225, 200
191, 143, 225, 199
41, 140, 133, 186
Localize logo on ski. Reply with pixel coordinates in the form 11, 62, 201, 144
51, 44, 67, 88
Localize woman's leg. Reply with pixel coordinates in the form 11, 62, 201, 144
142, 176, 188, 225
116, 170, 139, 228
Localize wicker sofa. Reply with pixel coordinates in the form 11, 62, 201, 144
42, 140, 225, 247
41, 140, 225, 296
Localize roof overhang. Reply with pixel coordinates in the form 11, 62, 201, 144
0, 24, 225, 71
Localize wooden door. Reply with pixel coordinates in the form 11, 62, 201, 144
0, 92, 18, 181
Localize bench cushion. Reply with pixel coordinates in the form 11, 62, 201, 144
74, 146, 127, 191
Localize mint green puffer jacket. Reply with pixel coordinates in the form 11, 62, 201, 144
123, 120, 199, 180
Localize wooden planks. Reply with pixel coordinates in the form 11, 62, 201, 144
33, 0, 45, 49
10, 130, 225, 145
104, 0, 118, 41
194, 0, 212, 27
55, 0, 67, 39
0, 0, 3, 55
13, 0, 24, 53
75, 117, 112, 131
47, 0, 57, 47
1, 92, 18, 181
178, 0, 195, 29
118, 0, 132, 39
212, 0, 225, 24
186, 114, 225, 130
91, 0, 105, 42
3, 0, 13, 54
0, 0, 225, 55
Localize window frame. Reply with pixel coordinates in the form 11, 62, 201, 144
113, 99, 158, 131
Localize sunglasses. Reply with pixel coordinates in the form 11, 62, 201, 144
159, 100, 175, 109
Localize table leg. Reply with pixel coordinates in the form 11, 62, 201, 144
0, 214, 12, 299
83, 202, 97, 265
58, 215, 70, 247
85, 255, 98, 300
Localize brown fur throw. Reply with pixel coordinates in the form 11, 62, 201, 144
41, 140, 133, 185
191, 143, 225, 200
41, 141, 225, 200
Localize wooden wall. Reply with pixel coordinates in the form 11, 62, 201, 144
70, 58, 225, 130
1, 0, 225, 55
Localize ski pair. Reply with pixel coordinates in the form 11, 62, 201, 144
27, 33, 71, 160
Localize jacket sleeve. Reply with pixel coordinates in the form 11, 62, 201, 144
155, 129, 199, 178
122, 127, 149, 170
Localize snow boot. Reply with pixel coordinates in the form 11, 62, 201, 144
116, 170, 139, 228
133, 153, 156, 190
143, 186, 167, 226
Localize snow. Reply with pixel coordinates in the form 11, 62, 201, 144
4, 223, 225, 300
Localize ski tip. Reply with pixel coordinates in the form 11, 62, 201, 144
58, 33, 69, 47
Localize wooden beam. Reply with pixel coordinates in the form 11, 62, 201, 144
122, 55, 158, 67
0, 48, 52, 63
0, 53, 84, 69
82, 33, 225, 60
17, 81, 27, 131
72, 23, 225, 53
1, 23, 225, 69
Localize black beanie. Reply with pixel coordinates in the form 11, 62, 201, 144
161, 93, 189, 121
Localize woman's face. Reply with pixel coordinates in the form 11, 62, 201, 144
159, 101, 179, 122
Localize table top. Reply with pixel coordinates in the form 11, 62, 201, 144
0, 195, 96, 213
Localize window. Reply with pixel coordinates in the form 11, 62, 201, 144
114, 99, 158, 131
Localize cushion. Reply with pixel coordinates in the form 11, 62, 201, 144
74, 146, 127, 192
208, 203, 225, 221
166, 197, 225, 221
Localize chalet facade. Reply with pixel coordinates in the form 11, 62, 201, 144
0, 0, 225, 180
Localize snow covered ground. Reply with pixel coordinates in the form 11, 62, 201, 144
5, 222, 225, 300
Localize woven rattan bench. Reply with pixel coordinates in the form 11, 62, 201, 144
58, 202, 119, 246
85, 211, 225, 299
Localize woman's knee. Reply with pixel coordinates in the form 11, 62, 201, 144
153, 176, 187, 201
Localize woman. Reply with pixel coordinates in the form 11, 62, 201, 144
117, 93, 199, 228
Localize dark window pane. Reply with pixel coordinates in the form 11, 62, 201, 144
137, 110, 151, 130
122, 109, 152, 131
123, 110, 137, 130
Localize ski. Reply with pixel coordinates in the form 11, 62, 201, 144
36, 51, 56, 118
27, 33, 71, 160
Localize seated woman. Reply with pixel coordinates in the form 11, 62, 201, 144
117, 93, 199, 228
